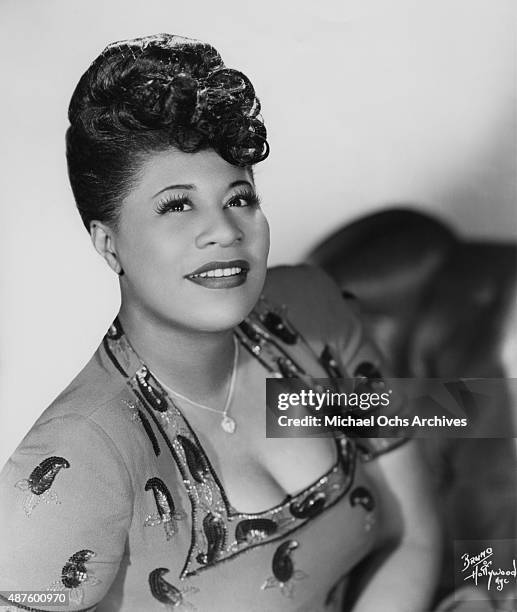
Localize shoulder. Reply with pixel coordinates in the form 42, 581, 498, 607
262, 264, 364, 357
6, 340, 150, 483
4, 409, 130, 478
0, 411, 134, 527
28, 332, 135, 439
47, 343, 127, 415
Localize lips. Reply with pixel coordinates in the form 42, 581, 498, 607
185, 259, 250, 289
187, 259, 250, 278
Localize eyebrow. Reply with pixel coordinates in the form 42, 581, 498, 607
153, 184, 194, 197
152, 179, 253, 198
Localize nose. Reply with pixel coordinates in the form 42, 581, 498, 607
195, 209, 243, 249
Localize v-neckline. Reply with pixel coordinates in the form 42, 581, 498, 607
174, 397, 344, 518
103, 306, 358, 577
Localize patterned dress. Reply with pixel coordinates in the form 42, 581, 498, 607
0, 266, 408, 612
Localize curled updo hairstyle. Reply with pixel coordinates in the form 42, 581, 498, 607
66, 34, 269, 231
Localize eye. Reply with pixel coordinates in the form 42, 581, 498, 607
224, 190, 261, 209
155, 195, 193, 215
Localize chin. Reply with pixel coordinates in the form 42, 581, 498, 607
183, 270, 266, 331
186, 289, 262, 333
188, 312, 249, 333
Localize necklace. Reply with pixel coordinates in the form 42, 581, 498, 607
154, 335, 239, 434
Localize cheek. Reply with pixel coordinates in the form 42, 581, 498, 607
117, 226, 184, 281
251, 213, 270, 259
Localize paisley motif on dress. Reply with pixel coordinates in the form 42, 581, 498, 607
261, 540, 307, 598
104, 298, 376, 581
136, 366, 169, 414
122, 397, 162, 456
47, 549, 101, 606
144, 477, 186, 540
149, 568, 198, 611
15, 456, 70, 517
171, 426, 356, 578
134, 366, 180, 435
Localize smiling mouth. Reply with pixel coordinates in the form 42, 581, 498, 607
186, 260, 250, 288
189, 266, 245, 279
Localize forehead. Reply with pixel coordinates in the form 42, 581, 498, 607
131, 148, 253, 197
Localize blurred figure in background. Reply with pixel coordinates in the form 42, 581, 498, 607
310, 208, 517, 609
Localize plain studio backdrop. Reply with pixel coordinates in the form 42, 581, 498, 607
0, 0, 515, 467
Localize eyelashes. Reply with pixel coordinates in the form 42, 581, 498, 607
154, 189, 262, 215
226, 189, 262, 209
155, 193, 192, 214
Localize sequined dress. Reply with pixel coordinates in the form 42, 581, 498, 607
0, 266, 408, 612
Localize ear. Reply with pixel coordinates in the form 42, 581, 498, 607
90, 221, 123, 275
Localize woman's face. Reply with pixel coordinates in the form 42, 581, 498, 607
112, 148, 270, 333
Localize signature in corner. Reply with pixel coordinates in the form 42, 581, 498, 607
462, 548, 517, 592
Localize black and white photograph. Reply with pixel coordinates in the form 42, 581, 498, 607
0, 1, 515, 611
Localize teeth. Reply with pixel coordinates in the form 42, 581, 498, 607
191, 267, 244, 279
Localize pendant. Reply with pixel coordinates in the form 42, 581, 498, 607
221, 415, 236, 434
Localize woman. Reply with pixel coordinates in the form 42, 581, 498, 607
0, 34, 440, 611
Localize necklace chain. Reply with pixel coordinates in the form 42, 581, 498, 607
154, 336, 239, 433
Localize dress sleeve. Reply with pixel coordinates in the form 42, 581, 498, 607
305, 265, 411, 460
0, 413, 133, 611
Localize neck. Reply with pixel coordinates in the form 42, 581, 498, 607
118, 302, 237, 402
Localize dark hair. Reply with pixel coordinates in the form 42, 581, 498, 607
66, 34, 269, 231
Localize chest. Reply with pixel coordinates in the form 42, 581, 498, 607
179, 348, 339, 514
102, 304, 381, 609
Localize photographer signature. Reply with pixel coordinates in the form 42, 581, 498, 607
462, 547, 517, 593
